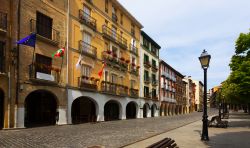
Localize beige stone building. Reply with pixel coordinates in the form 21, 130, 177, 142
14, 0, 68, 128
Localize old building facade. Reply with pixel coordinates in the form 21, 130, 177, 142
139, 31, 160, 118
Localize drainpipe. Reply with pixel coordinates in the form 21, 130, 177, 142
66, 0, 70, 124
14, 0, 21, 128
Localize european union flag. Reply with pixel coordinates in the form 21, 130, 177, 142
17, 33, 36, 48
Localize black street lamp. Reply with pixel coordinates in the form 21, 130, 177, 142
199, 49, 211, 141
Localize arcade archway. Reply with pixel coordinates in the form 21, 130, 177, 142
71, 97, 97, 124
126, 102, 137, 119
104, 100, 120, 121
143, 103, 150, 118
25, 90, 57, 127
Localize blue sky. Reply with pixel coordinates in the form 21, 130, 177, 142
118, 0, 250, 89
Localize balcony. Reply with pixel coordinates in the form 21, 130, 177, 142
29, 63, 60, 84
79, 10, 96, 31
78, 76, 98, 91
129, 65, 139, 76
144, 93, 151, 99
151, 64, 158, 72
144, 76, 151, 84
152, 79, 158, 86
144, 61, 151, 69
112, 13, 118, 23
0, 56, 5, 74
102, 52, 128, 72
102, 25, 127, 49
79, 40, 97, 59
0, 12, 7, 34
101, 81, 128, 96
129, 44, 138, 56
30, 19, 60, 45
173, 88, 176, 93
152, 96, 158, 100
130, 88, 139, 98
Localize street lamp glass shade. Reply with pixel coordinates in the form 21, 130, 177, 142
199, 50, 211, 69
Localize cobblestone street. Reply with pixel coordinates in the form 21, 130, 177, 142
0, 109, 216, 148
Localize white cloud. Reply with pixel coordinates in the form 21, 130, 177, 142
118, 0, 250, 88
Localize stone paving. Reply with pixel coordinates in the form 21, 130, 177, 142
0, 109, 217, 148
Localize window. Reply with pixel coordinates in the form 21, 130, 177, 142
151, 45, 157, 55
105, 42, 109, 51
36, 12, 52, 39
152, 74, 156, 81
111, 45, 118, 57
105, 0, 109, 13
144, 70, 149, 80
105, 20, 109, 26
0, 41, 5, 73
111, 73, 117, 83
104, 71, 109, 81
112, 6, 117, 22
83, 32, 91, 44
119, 76, 123, 85
152, 89, 157, 98
152, 59, 156, 67
144, 86, 149, 97
144, 54, 149, 62
131, 23, 135, 36
35, 54, 52, 74
120, 13, 123, 25
111, 26, 117, 39
143, 38, 149, 49
83, 5, 90, 19
130, 80, 136, 89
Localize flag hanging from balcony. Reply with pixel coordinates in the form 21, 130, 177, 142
98, 61, 106, 78
16, 33, 36, 48
52, 48, 65, 58
76, 54, 82, 69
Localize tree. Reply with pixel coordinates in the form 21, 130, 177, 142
221, 30, 250, 113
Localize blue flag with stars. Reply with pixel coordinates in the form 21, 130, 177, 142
17, 33, 36, 47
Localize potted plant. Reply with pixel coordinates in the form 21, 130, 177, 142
125, 59, 130, 64
107, 50, 112, 54
112, 53, 117, 58
132, 63, 136, 67
90, 77, 95, 81
136, 65, 140, 69
120, 57, 125, 61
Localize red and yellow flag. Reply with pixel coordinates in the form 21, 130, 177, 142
98, 62, 106, 78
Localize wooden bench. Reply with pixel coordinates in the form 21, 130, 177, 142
146, 138, 179, 148
208, 115, 228, 128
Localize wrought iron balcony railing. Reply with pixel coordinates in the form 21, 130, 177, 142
78, 76, 98, 91
79, 10, 96, 31
129, 65, 139, 76
101, 81, 128, 96
144, 93, 151, 99
102, 52, 128, 72
144, 60, 151, 68
151, 64, 158, 72
30, 19, 60, 44
29, 63, 60, 83
0, 12, 7, 32
152, 80, 159, 86
144, 76, 151, 84
79, 40, 97, 59
102, 25, 127, 49
129, 44, 138, 56
130, 88, 139, 98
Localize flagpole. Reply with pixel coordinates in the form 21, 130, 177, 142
31, 42, 36, 78
59, 51, 64, 83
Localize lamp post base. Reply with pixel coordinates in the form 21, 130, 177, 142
201, 135, 209, 141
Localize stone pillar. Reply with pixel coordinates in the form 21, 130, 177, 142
16, 106, 25, 128
57, 106, 67, 125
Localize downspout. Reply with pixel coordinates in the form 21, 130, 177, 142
66, 0, 70, 124
15, 0, 21, 128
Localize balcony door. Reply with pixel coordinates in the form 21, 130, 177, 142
83, 32, 91, 52
36, 12, 52, 39
0, 42, 5, 73
83, 5, 90, 20
35, 54, 52, 75
111, 26, 117, 40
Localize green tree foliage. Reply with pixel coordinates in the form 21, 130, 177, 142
221, 31, 250, 104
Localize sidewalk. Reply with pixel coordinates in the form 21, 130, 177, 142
124, 111, 250, 148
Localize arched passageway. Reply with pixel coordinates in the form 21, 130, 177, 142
25, 90, 57, 127
143, 103, 150, 118
126, 102, 137, 119
0, 89, 4, 129
151, 104, 157, 117
71, 97, 97, 124
104, 100, 120, 121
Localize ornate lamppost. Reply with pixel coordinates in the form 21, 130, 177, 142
199, 49, 211, 141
